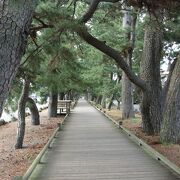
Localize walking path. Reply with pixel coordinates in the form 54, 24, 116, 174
29, 100, 179, 180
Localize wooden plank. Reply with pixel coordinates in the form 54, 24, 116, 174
91, 103, 180, 176
29, 100, 180, 180
22, 114, 69, 180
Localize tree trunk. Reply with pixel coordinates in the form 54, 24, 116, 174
108, 94, 114, 110
160, 57, 180, 144
87, 92, 92, 101
71, 90, 75, 101
67, 90, 71, 100
89, 94, 92, 101
121, 9, 135, 119
85, 89, 91, 101
0, 0, 37, 118
101, 95, 106, 108
48, 91, 58, 118
96, 95, 102, 105
26, 97, 40, 125
15, 79, 30, 149
117, 99, 121, 110
91, 95, 96, 102
161, 59, 177, 112
59, 92, 65, 100
140, 13, 163, 134
122, 71, 134, 119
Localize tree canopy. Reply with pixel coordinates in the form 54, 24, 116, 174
0, 0, 180, 146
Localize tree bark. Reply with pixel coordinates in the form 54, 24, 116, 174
88, 94, 92, 101
91, 95, 96, 101
108, 94, 114, 110
121, 8, 135, 119
96, 95, 102, 105
161, 59, 177, 112
101, 95, 106, 108
15, 79, 30, 149
122, 63, 134, 118
0, 0, 37, 118
117, 99, 121, 110
85, 89, 91, 101
160, 56, 180, 144
140, 13, 163, 134
48, 91, 58, 118
26, 97, 40, 125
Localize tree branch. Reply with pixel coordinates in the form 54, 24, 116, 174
81, 0, 120, 23
77, 28, 147, 91
81, 0, 100, 23
30, 33, 39, 47
30, 24, 53, 32
34, 15, 48, 26
32, 15, 54, 31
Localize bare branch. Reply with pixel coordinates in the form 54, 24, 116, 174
29, 34, 39, 47
77, 27, 147, 91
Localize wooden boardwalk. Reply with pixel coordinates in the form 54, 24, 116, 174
29, 100, 179, 180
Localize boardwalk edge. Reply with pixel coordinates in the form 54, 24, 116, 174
17, 114, 69, 180
89, 101, 180, 176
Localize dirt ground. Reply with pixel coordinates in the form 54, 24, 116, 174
105, 107, 180, 168
0, 109, 63, 180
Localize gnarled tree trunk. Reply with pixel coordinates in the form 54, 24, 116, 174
160, 57, 180, 144
27, 97, 40, 125
48, 91, 58, 118
140, 13, 163, 134
15, 79, 30, 149
0, 0, 37, 118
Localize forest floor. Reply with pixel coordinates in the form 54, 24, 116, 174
0, 109, 64, 180
105, 107, 180, 168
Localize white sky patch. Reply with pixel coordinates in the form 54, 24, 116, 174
37, 31, 42, 36
161, 42, 180, 72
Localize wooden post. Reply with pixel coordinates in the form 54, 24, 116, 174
118, 121, 123, 128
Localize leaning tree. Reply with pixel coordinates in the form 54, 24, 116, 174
0, 0, 37, 117
73, 0, 180, 142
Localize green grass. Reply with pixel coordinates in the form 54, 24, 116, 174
130, 117, 141, 123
